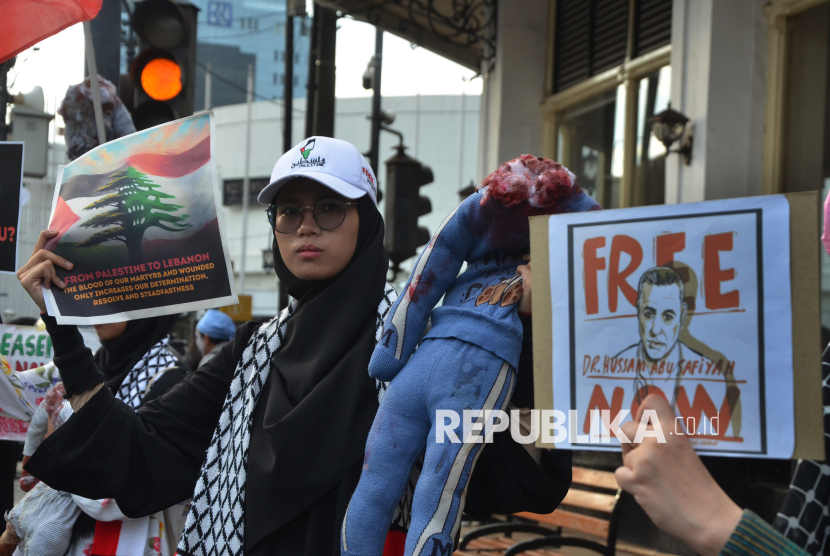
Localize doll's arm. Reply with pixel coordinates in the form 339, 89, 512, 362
369, 202, 474, 381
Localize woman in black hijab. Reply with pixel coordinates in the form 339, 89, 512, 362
17, 137, 406, 556
91, 314, 184, 406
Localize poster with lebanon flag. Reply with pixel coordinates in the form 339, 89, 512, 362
43, 112, 237, 324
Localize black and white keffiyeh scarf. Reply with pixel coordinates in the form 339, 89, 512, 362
115, 338, 178, 409
178, 284, 410, 556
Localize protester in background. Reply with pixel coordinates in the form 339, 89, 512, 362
0, 383, 78, 556
194, 309, 236, 369
2, 299, 191, 554
62, 314, 189, 553
0, 316, 40, 519
58, 74, 135, 161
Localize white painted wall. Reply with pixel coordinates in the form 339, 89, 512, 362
666, 0, 768, 203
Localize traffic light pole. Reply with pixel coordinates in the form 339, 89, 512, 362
312, 5, 336, 137
369, 29, 383, 176
283, 14, 294, 153
87, 0, 121, 93
239, 65, 254, 294
83, 22, 108, 146
304, 4, 318, 138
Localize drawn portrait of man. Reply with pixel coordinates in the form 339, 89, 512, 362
613, 266, 716, 409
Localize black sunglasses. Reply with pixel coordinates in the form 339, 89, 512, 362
267, 198, 358, 234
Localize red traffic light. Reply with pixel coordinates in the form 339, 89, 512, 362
128, 0, 198, 130
141, 58, 182, 101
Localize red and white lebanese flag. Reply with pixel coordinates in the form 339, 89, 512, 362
0, 0, 102, 63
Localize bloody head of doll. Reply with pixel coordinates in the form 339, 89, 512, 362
477, 154, 578, 215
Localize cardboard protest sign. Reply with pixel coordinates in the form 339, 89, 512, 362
530, 194, 823, 459
0, 325, 100, 440
43, 113, 237, 324
0, 142, 24, 274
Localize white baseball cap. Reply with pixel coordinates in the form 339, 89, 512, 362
257, 136, 378, 206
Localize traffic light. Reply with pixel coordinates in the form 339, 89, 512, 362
384, 146, 433, 268
130, 0, 198, 130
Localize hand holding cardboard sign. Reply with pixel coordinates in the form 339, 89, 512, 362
615, 394, 742, 556
16, 230, 74, 313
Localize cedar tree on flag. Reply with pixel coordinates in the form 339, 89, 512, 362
0, 0, 102, 63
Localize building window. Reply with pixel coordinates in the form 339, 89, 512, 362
553, 0, 672, 93
544, 0, 672, 208
293, 75, 298, 86
301, 18, 310, 36
223, 178, 271, 206
633, 66, 671, 206
273, 72, 277, 84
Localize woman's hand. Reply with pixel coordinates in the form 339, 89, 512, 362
16, 230, 74, 313
516, 254, 531, 314
614, 395, 742, 556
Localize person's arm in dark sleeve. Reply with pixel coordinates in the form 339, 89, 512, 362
26, 322, 259, 517
41, 314, 103, 397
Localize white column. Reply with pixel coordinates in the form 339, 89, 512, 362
667, 0, 768, 204
476, 0, 548, 180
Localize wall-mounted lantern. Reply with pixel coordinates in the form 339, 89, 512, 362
647, 103, 693, 165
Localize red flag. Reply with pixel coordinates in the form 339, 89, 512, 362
0, 0, 102, 63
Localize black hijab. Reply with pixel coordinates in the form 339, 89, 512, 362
245, 193, 388, 551
93, 314, 179, 391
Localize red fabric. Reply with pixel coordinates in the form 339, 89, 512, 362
0, 0, 102, 63
90, 519, 121, 556
45, 196, 81, 250
127, 136, 211, 178
381, 530, 406, 556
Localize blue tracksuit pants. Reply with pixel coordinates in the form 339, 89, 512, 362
342, 338, 516, 556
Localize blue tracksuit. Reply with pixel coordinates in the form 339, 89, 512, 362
342, 188, 600, 556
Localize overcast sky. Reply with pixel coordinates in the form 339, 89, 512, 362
8, 16, 482, 139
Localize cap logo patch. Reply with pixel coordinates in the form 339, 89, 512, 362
362, 167, 375, 190
300, 138, 315, 160
291, 138, 326, 169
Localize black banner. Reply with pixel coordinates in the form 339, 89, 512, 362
0, 143, 23, 273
